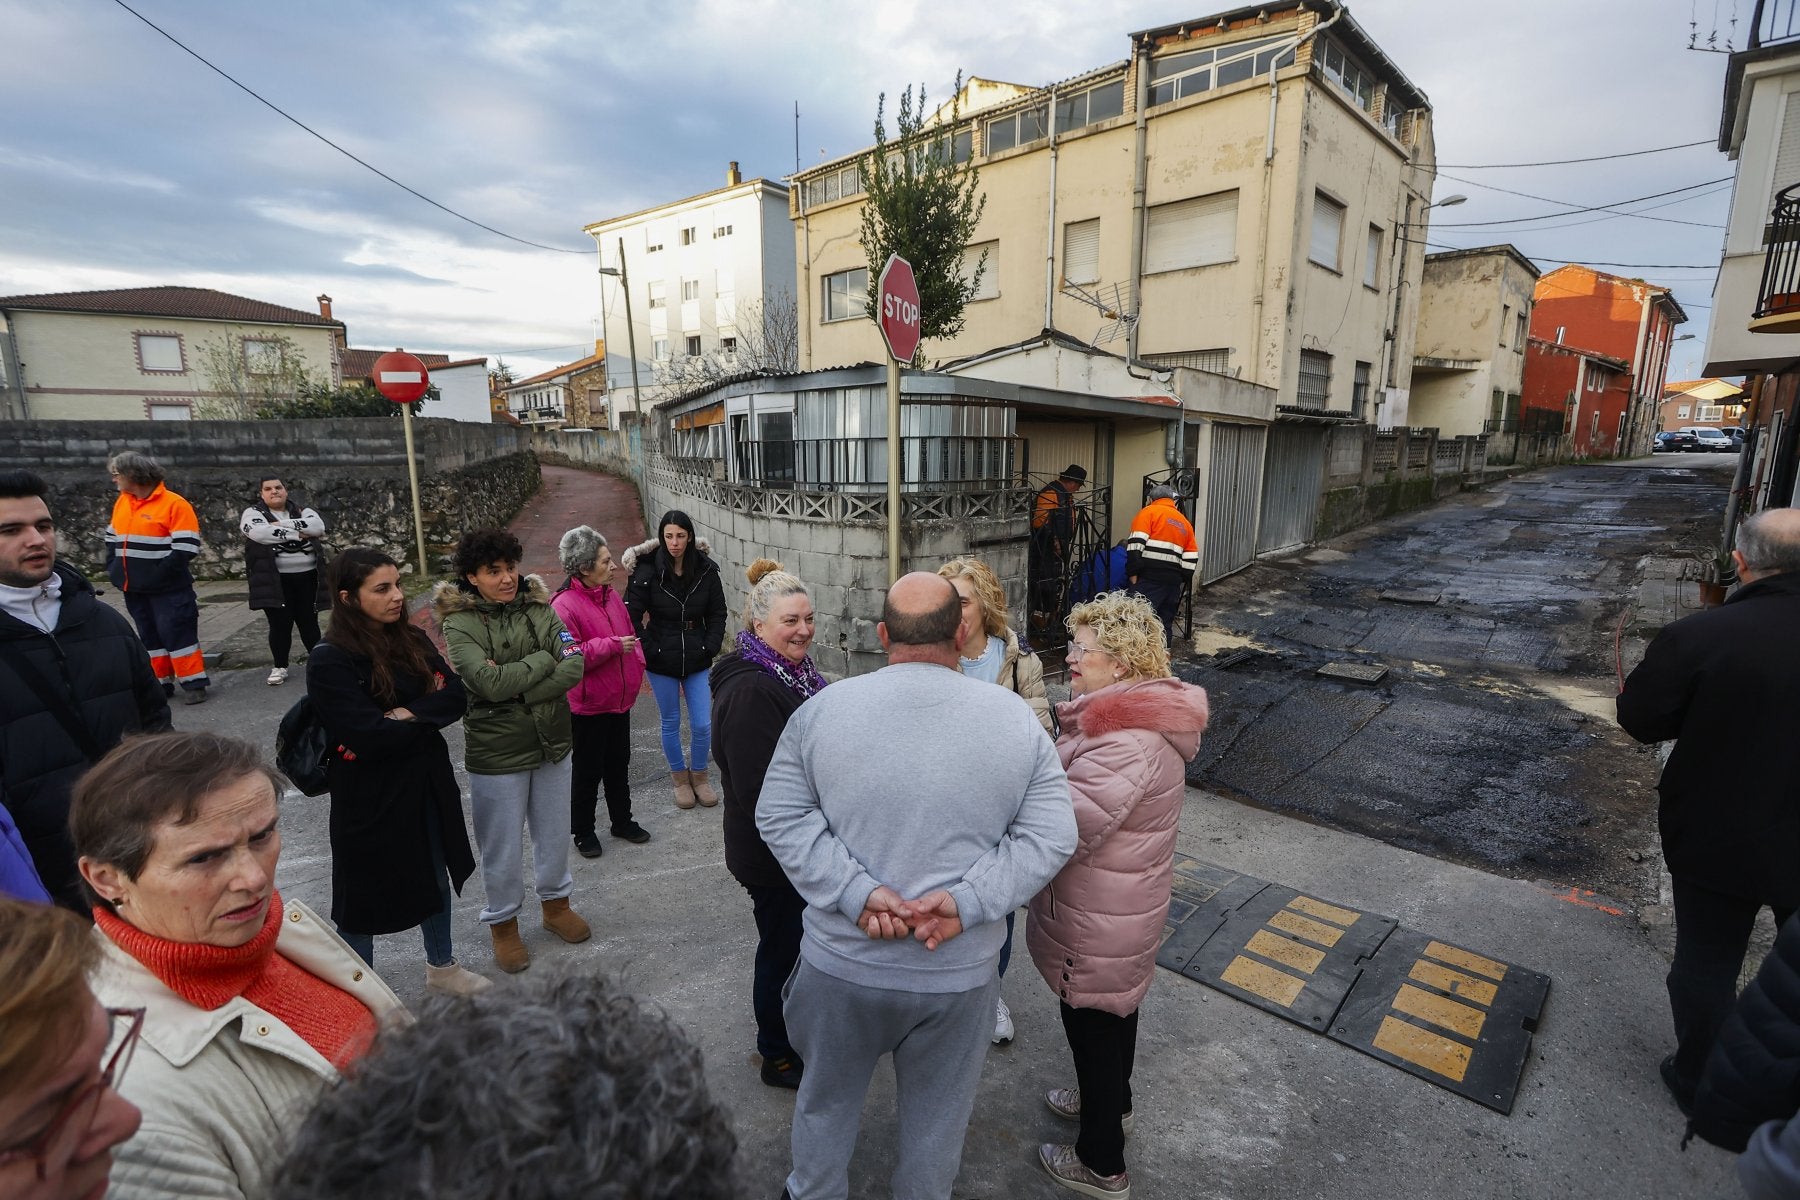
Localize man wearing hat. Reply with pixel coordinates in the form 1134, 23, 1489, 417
1029, 465, 1086, 625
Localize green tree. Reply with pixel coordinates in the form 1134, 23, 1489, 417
255, 380, 430, 419
193, 328, 319, 418
858, 75, 987, 358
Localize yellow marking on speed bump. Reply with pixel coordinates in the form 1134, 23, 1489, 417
1425, 941, 1507, 982
1246, 929, 1327, 974
1410, 959, 1499, 1006
1287, 895, 1361, 926
1393, 984, 1488, 1040
1269, 910, 1346, 948
1222, 955, 1307, 1007
1372, 1015, 1474, 1081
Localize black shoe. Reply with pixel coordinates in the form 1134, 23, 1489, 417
1660, 1054, 1695, 1118
572, 831, 604, 859
182, 688, 207, 705
761, 1054, 803, 1090
611, 821, 651, 844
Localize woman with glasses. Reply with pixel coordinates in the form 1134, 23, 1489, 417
70, 732, 406, 1200
0, 896, 142, 1200
1027, 592, 1209, 1200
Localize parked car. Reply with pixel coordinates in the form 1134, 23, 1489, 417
1655, 431, 1701, 453
1680, 427, 1738, 452
1725, 426, 1747, 448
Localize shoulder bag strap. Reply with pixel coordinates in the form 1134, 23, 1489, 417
0, 639, 105, 762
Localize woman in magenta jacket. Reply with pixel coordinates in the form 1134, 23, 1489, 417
1027, 590, 1209, 1199
551, 526, 649, 857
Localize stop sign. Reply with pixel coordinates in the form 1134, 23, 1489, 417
371, 350, 430, 404
877, 254, 921, 364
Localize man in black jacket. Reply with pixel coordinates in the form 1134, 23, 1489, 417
1618, 506, 1800, 1116
0, 469, 171, 910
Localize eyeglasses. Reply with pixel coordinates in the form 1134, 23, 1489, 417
1065, 640, 1112, 661
0, 1007, 144, 1182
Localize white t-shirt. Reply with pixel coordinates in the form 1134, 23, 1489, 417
959, 634, 1006, 685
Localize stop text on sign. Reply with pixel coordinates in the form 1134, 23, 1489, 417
883, 292, 918, 327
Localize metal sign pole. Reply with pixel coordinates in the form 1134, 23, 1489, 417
401, 403, 428, 576
887, 358, 901, 583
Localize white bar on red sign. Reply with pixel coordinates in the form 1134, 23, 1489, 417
380, 371, 424, 383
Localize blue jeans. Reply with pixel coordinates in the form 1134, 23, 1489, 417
339, 803, 456, 968
647, 670, 711, 771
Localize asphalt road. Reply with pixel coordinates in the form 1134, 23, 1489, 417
147, 454, 1744, 1199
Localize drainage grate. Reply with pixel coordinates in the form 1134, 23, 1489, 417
1378, 589, 1441, 606
1316, 661, 1390, 684
1213, 649, 1265, 670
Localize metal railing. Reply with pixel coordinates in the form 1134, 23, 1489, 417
722, 436, 1025, 492
1754, 0, 1800, 47
1755, 183, 1800, 323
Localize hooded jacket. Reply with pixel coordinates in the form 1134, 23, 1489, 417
1690, 911, 1800, 1155
711, 648, 810, 889
0, 562, 171, 909
432, 575, 584, 775
105, 483, 202, 595
1028, 675, 1209, 1016
550, 574, 646, 715
621, 537, 727, 679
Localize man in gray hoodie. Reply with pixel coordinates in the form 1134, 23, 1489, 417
758, 571, 1077, 1200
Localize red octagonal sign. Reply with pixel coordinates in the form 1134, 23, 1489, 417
877, 253, 921, 364
371, 350, 430, 404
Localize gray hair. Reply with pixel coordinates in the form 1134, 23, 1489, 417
1147, 484, 1180, 503
272, 973, 738, 1200
106, 450, 164, 487
557, 525, 608, 576
743, 557, 809, 631
1738, 507, 1800, 577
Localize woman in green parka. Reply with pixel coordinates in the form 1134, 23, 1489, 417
432, 528, 592, 974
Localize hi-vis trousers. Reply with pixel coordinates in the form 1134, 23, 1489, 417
124, 589, 208, 691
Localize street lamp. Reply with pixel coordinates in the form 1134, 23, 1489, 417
1380, 195, 1471, 419
598, 241, 650, 517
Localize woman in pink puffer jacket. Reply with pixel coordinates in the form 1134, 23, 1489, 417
1028, 591, 1209, 1200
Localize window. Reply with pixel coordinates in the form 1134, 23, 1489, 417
681, 278, 700, 302
653, 338, 669, 361
985, 104, 1049, 155
1054, 80, 1125, 133
1363, 226, 1382, 289
713, 224, 733, 238
243, 339, 283, 376
1063, 218, 1100, 285
1555, 325, 1565, 344
1298, 349, 1332, 408
147, 403, 190, 421
1700, 404, 1725, 421
721, 336, 738, 354
645, 232, 664, 253
685, 335, 702, 357
1309, 192, 1346, 271
1500, 305, 1511, 348
962, 241, 998, 301
135, 333, 183, 373
802, 163, 862, 208
1144, 191, 1238, 273
821, 267, 869, 322
1318, 39, 1376, 113
1514, 311, 1527, 350
647, 281, 666, 310
1352, 361, 1371, 419
1148, 35, 1296, 106
680, 227, 698, 246
1382, 97, 1404, 140
1144, 348, 1231, 374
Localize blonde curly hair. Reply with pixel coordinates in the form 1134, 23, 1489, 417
1066, 591, 1172, 681
936, 556, 1011, 639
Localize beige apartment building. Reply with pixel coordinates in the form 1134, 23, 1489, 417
791, 0, 1437, 426
1411, 245, 1540, 437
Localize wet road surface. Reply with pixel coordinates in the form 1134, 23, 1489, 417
1178, 461, 1733, 899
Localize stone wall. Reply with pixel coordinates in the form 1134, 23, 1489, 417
2, 418, 539, 578
645, 462, 1030, 678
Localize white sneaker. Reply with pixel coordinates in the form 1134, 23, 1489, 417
993, 995, 1015, 1044
267, 667, 288, 686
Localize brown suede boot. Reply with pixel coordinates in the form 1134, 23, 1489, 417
541, 896, 592, 943
489, 918, 529, 973
672, 769, 698, 810
691, 768, 719, 807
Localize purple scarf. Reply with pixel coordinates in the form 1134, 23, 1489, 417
735, 629, 827, 701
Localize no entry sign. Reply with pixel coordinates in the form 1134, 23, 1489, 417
877, 254, 921, 364
371, 350, 430, 404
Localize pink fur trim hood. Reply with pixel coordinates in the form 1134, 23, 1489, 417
1057, 675, 1209, 753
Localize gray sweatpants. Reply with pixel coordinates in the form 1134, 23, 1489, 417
782, 958, 1001, 1200
469, 756, 575, 925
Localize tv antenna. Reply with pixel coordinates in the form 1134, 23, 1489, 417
1059, 279, 1138, 346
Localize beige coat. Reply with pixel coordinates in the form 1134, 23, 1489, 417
89, 899, 408, 1200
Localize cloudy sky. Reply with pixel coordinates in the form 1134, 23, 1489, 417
0, 0, 1745, 381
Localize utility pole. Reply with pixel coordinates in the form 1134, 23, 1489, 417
600, 239, 648, 516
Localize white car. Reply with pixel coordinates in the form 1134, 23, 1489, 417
1680, 427, 1737, 452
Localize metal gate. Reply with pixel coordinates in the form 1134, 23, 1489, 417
1202, 423, 1266, 584
1255, 424, 1327, 555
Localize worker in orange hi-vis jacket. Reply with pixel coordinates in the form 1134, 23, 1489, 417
1028, 464, 1086, 625
1124, 484, 1198, 644
104, 450, 209, 704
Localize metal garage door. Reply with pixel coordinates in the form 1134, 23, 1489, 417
1255, 424, 1327, 554
1202, 422, 1266, 584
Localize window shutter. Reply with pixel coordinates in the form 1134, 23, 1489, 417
962, 242, 998, 300
1145, 192, 1238, 273
1310, 193, 1345, 269
1063, 218, 1100, 284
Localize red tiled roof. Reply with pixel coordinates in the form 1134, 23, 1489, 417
0, 286, 343, 327
509, 351, 606, 389
341, 347, 453, 381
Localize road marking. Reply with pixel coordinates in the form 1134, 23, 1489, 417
1270, 909, 1347, 947
1246, 929, 1327, 973
1409, 959, 1499, 1006
1373, 1015, 1474, 1081
1424, 940, 1508, 981
1222, 955, 1307, 1007
1288, 895, 1362, 926
1393, 983, 1488, 1039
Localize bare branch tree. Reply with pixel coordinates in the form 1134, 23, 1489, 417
192, 327, 319, 419
656, 290, 801, 393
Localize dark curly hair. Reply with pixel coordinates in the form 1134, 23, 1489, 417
272, 972, 738, 1200
453, 528, 523, 581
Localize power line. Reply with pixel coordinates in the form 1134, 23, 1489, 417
106, 0, 589, 256
1432, 175, 1732, 229
1430, 182, 1734, 236
1435, 139, 1714, 169
1422, 238, 1720, 269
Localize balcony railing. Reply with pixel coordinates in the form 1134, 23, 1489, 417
725, 436, 1026, 492
1751, 183, 1800, 333
1754, 0, 1800, 48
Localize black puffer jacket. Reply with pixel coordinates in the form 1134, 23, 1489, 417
623, 539, 727, 679
1690, 912, 1800, 1153
0, 563, 171, 909
711, 649, 806, 888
